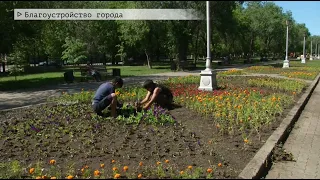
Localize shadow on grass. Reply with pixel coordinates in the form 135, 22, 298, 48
0, 75, 135, 91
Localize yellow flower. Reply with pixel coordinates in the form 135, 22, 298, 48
29, 168, 35, 174
49, 159, 56, 165
114, 173, 121, 179
188, 165, 193, 169
94, 170, 100, 176
156, 161, 161, 165
138, 174, 142, 179
112, 160, 116, 163
66, 175, 74, 179
123, 166, 129, 172
51, 177, 57, 179
139, 162, 143, 166
36, 177, 41, 179
180, 171, 184, 175
165, 160, 169, 163
113, 167, 118, 171
100, 163, 105, 168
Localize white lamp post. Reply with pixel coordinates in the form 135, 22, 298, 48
310, 39, 313, 60
318, 43, 320, 59
198, 1, 217, 91
283, 20, 290, 68
316, 43, 318, 60
301, 32, 306, 63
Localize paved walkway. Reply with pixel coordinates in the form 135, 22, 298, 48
0, 60, 283, 110
265, 80, 320, 179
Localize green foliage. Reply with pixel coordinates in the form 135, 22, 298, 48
0, 160, 22, 179
61, 37, 88, 64
0, 1, 316, 68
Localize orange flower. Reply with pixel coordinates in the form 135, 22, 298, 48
29, 168, 35, 174
139, 162, 143, 166
36, 177, 41, 179
165, 160, 169, 163
66, 175, 74, 179
216, 124, 220, 128
188, 166, 193, 169
49, 159, 56, 165
81, 168, 85, 173
156, 161, 161, 166
244, 138, 249, 143
207, 168, 213, 173
218, 163, 222, 167
114, 173, 121, 179
100, 163, 105, 168
180, 171, 184, 175
94, 170, 100, 176
50, 177, 57, 179
42, 176, 48, 179
112, 160, 116, 163
112, 167, 118, 171
137, 174, 142, 179
123, 166, 128, 172
85, 165, 89, 169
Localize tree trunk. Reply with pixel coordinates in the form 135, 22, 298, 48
145, 49, 152, 69
193, 26, 200, 65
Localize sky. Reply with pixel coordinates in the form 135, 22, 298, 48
273, 1, 320, 36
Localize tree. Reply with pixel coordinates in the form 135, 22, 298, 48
61, 37, 88, 65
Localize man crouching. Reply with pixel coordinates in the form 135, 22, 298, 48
92, 77, 123, 117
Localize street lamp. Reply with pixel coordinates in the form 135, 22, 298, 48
301, 32, 306, 63
198, 1, 217, 91
310, 39, 313, 60
283, 20, 290, 68
318, 43, 320, 59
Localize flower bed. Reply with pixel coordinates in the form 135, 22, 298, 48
243, 65, 320, 80
0, 75, 310, 179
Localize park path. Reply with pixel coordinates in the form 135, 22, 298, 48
0, 60, 282, 110
265, 79, 320, 179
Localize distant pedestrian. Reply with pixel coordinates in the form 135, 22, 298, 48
86, 62, 102, 82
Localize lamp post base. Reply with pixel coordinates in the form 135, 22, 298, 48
301, 57, 306, 63
198, 70, 217, 91
283, 60, 289, 68
310, 56, 313, 61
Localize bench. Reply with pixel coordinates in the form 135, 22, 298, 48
79, 65, 111, 82
181, 61, 196, 71
212, 60, 223, 65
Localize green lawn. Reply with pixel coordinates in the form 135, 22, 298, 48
0, 58, 282, 91
0, 65, 172, 91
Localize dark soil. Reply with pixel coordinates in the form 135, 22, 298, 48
0, 96, 299, 178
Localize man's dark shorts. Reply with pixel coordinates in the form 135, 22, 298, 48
155, 93, 173, 109
92, 94, 113, 114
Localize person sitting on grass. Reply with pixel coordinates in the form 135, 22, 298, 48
92, 77, 123, 117
86, 62, 102, 82
137, 79, 174, 110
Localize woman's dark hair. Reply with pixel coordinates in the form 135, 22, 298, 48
142, 79, 155, 89
112, 76, 123, 87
